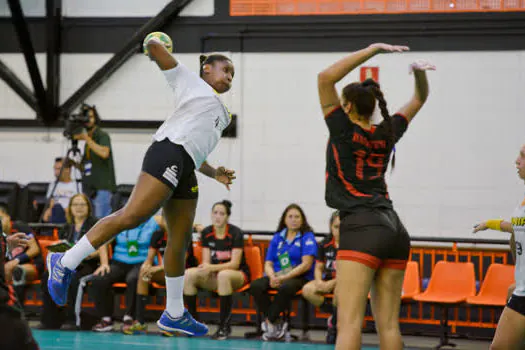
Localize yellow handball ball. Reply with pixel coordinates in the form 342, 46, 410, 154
143, 32, 173, 56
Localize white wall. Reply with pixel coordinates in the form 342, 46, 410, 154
2, 50, 525, 239
0, 0, 214, 17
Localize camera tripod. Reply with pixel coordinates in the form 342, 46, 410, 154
39, 139, 83, 223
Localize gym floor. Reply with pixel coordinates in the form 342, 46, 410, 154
32, 324, 491, 350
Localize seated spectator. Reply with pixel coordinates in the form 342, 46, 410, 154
0, 229, 40, 350
302, 211, 339, 344
0, 205, 32, 237
42, 157, 81, 223
249, 203, 317, 341
90, 215, 164, 332
122, 217, 198, 336
0, 205, 43, 303
39, 193, 99, 329
182, 200, 249, 340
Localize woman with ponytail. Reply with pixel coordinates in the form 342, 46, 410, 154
183, 200, 249, 340
317, 43, 435, 350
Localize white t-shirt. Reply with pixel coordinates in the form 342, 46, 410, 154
512, 199, 525, 296
153, 63, 231, 169
46, 181, 81, 209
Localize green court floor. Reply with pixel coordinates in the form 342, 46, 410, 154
32, 329, 384, 350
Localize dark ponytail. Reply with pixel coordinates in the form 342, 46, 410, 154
212, 200, 232, 216
362, 79, 396, 169
199, 55, 208, 77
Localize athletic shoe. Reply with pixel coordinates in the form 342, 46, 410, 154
211, 326, 231, 340
262, 321, 287, 341
261, 320, 268, 333
326, 315, 337, 344
122, 320, 147, 335
93, 319, 114, 332
46, 253, 75, 306
326, 327, 337, 344
161, 330, 175, 337
156, 309, 208, 336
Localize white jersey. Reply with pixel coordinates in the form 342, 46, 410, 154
153, 63, 231, 169
512, 199, 525, 296
46, 181, 81, 209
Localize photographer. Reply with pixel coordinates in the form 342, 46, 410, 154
72, 105, 116, 219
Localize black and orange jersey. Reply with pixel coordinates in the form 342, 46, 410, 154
149, 229, 198, 268
325, 106, 409, 211
201, 224, 250, 282
150, 229, 167, 255
317, 235, 337, 280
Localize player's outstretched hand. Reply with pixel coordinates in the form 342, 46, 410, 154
409, 60, 436, 74
473, 222, 488, 233
215, 167, 236, 190
369, 43, 410, 54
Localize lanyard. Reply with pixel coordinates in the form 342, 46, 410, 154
125, 225, 142, 242
278, 230, 302, 256
73, 226, 81, 243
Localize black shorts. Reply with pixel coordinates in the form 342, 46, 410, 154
507, 293, 525, 316
141, 139, 198, 200
0, 308, 39, 350
338, 208, 410, 270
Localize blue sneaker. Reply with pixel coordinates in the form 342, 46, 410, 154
46, 253, 75, 306
157, 309, 208, 336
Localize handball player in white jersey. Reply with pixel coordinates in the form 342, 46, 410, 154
47, 32, 236, 336
474, 144, 525, 349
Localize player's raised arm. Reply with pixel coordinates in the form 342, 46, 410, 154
143, 32, 177, 71
396, 60, 435, 123
317, 43, 409, 116
473, 219, 514, 234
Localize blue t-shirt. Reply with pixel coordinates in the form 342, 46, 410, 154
112, 217, 160, 265
265, 229, 318, 280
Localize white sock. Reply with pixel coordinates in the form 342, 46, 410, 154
60, 236, 95, 270
165, 275, 185, 318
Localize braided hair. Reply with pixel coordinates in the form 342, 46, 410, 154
361, 79, 396, 169
342, 79, 396, 169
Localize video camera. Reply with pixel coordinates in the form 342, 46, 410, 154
63, 103, 94, 139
